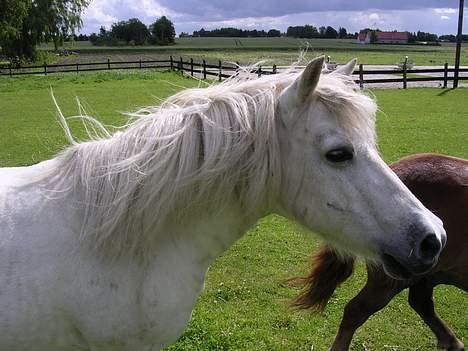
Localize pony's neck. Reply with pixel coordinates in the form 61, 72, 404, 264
167, 201, 261, 265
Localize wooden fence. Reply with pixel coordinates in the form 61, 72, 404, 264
1, 56, 467, 89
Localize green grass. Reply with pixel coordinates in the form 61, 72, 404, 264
0, 71, 199, 166
0, 72, 467, 350
41, 38, 468, 66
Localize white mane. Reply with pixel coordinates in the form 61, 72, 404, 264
46, 68, 377, 256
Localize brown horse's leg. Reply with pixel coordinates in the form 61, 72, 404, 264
330, 268, 405, 351
408, 280, 465, 351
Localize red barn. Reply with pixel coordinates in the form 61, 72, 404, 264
358, 31, 409, 44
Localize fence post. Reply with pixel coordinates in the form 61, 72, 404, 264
9, 64, 12, 77
170, 56, 173, 70
359, 64, 364, 89
76, 63, 79, 74
218, 60, 222, 81
179, 57, 183, 72
403, 56, 408, 89
43, 63, 47, 76
443, 63, 448, 89
272, 64, 277, 74
257, 65, 262, 78
107, 58, 111, 70
190, 58, 194, 77
203, 59, 206, 79
139, 59, 142, 70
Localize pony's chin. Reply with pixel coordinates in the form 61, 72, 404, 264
381, 253, 414, 280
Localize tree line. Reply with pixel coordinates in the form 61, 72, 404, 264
286, 25, 356, 39
438, 34, 468, 42
187, 25, 464, 43
409, 31, 468, 43
408, 31, 438, 43
89, 16, 176, 46
189, 28, 281, 38
186, 25, 355, 39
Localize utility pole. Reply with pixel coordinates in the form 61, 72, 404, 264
453, 0, 464, 88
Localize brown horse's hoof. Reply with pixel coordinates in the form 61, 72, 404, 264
447, 347, 465, 351
437, 338, 465, 351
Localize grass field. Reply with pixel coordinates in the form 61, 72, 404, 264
0, 71, 467, 350
43, 37, 468, 66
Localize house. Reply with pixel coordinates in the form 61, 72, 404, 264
358, 31, 371, 44
358, 31, 409, 44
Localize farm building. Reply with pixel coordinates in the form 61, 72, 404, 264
358, 31, 409, 44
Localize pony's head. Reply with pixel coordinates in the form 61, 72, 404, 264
275, 56, 446, 279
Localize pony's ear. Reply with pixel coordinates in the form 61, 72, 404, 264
294, 56, 325, 103
333, 58, 357, 76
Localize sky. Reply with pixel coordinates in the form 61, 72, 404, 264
80, 0, 466, 36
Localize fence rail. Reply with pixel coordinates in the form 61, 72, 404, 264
1, 56, 467, 89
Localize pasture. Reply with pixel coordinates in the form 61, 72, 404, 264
47, 37, 468, 66
0, 71, 467, 350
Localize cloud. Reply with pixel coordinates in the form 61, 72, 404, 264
82, 0, 175, 32
80, 0, 464, 35
154, 0, 459, 21
434, 8, 457, 14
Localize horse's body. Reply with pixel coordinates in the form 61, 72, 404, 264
291, 153, 467, 351
0, 58, 446, 350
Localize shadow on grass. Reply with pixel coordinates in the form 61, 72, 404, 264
437, 88, 456, 96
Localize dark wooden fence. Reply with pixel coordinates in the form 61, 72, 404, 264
0, 58, 172, 76
354, 63, 468, 89
1, 56, 467, 89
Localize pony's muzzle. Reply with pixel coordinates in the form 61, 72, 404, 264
381, 223, 446, 280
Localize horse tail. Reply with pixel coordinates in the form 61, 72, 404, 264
288, 245, 355, 312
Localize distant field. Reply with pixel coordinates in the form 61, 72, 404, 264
1, 71, 467, 350
43, 37, 468, 66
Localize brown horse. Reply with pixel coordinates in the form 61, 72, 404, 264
290, 154, 468, 351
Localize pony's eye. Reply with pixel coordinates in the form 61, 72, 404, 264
326, 148, 354, 163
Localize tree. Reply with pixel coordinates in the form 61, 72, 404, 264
303, 25, 319, 38
415, 30, 438, 42
319, 26, 326, 37
89, 33, 98, 44
439, 34, 456, 42
150, 16, 175, 45
0, 0, 30, 45
111, 18, 150, 45
325, 26, 338, 39
77, 33, 88, 41
286, 25, 318, 38
1, 0, 90, 61
338, 27, 348, 39
267, 29, 281, 37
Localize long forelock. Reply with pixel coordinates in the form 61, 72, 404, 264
314, 73, 377, 147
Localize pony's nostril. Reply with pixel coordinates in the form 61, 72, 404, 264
419, 234, 441, 261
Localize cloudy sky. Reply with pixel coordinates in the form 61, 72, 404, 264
80, 0, 465, 35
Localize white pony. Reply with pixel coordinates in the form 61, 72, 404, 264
0, 57, 446, 350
